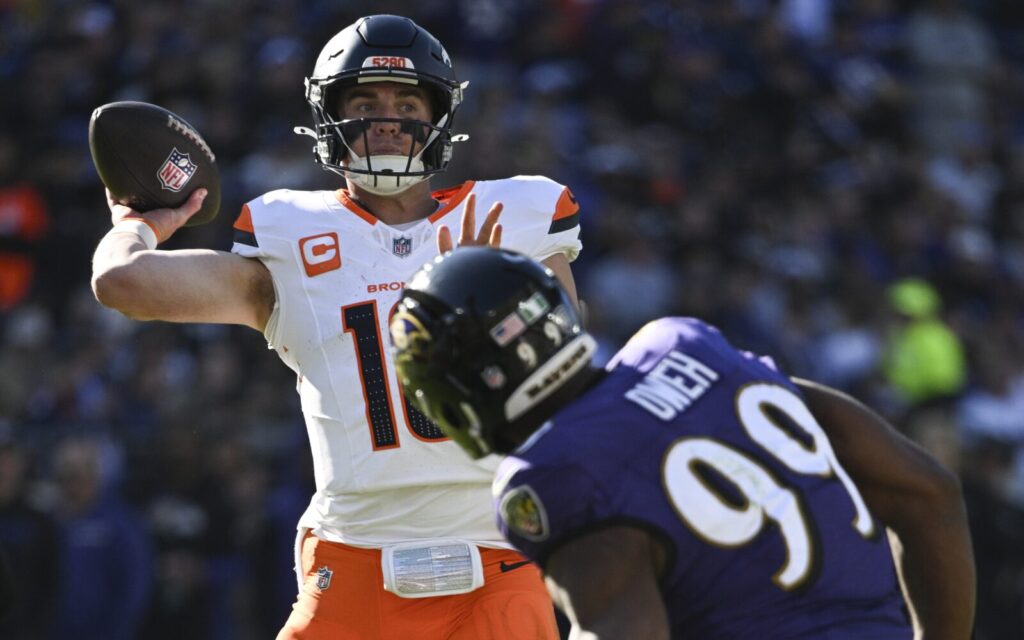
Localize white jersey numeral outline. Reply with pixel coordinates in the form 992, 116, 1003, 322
662, 382, 875, 590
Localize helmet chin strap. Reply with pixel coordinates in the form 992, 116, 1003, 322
344, 152, 428, 195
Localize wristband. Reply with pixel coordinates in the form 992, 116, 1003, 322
113, 218, 160, 250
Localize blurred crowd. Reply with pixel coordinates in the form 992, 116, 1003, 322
2, 0, 1024, 638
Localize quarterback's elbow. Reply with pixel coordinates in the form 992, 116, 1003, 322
91, 262, 154, 320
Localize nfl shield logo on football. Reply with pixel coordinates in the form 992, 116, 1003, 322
157, 148, 197, 192
392, 236, 412, 258
315, 565, 333, 591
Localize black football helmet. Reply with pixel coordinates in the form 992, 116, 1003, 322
390, 248, 596, 459
299, 15, 467, 195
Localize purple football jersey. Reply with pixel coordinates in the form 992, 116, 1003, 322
494, 317, 912, 639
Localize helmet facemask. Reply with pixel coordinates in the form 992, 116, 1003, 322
301, 16, 469, 195
303, 73, 466, 196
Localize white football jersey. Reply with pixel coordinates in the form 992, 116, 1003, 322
232, 176, 582, 547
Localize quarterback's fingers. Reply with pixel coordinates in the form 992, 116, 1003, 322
488, 223, 502, 248
176, 188, 208, 221
107, 189, 138, 224
159, 188, 208, 240
478, 202, 503, 245
436, 225, 453, 253
106, 188, 134, 212
458, 194, 476, 246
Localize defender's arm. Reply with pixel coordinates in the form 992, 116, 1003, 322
794, 378, 975, 640
543, 526, 670, 640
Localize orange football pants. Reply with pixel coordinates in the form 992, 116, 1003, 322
276, 532, 559, 640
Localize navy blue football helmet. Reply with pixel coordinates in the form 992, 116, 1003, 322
390, 248, 596, 458
300, 15, 466, 195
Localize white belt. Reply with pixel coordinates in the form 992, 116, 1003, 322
382, 539, 485, 598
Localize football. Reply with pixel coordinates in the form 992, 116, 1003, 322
89, 101, 221, 226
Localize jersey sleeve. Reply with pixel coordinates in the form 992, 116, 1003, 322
495, 461, 604, 565
229, 199, 282, 345
230, 203, 266, 259
501, 176, 583, 263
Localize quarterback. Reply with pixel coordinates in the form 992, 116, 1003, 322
91, 15, 577, 640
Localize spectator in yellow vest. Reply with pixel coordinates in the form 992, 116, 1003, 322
883, 277, 967, 405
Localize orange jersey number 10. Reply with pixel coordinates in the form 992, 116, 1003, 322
342, 300, 448, 450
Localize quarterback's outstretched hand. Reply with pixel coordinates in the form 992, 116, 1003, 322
436, 193, 503, 253
107, 187, 207, 245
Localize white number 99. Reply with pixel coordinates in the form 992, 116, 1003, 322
662, 383, 875, 590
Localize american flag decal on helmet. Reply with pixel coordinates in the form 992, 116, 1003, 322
157, 148, 197, 192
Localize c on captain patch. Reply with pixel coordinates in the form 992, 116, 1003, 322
500, 485, 549, 541
315, 565, 333, 591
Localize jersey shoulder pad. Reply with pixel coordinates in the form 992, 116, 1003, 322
608, 318, 722, 371
246, 189, 329, 218
232, 189, 331, 255
478, 176, 580, 236
484, 175, 566, 210
240, 189, 336, 234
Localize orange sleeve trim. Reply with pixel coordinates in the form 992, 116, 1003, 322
139, 217, 162, 242
121, 214, 163, 243
428, 181, 476, 223
552, 187, 580, 221
335, 190, 379, 225
233, 204, 255, 233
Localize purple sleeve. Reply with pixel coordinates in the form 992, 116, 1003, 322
495, 462, 604, 564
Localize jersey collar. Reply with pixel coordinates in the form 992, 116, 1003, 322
333, 182, 475, 226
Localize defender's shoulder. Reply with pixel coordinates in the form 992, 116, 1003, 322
608, 318, 719, 369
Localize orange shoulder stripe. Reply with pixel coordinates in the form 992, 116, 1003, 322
234, 204, 255, 232
552, 187, 579, 221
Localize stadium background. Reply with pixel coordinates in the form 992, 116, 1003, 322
1, 0, 1022, 638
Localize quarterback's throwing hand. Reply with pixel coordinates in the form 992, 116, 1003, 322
107, 187, 207, 245
436, 193, 503, 253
